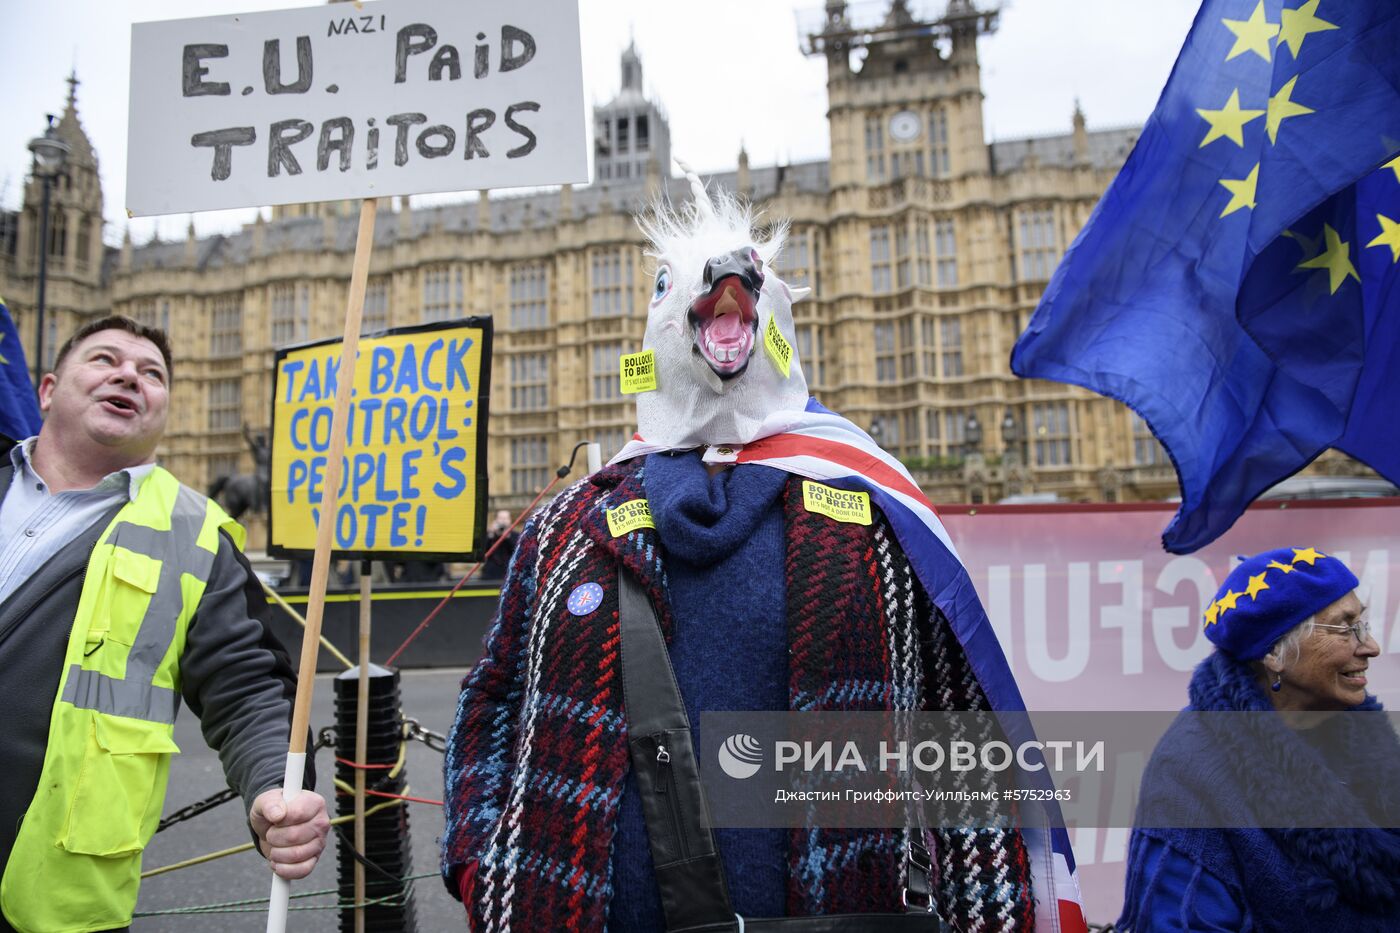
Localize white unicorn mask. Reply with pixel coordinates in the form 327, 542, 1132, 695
634, 165, 812, 448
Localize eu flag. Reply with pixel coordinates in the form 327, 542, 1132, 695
0, 297, 42, 443
1011, 0, 1400, 553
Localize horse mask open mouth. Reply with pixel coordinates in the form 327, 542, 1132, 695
688, 247, 764, 379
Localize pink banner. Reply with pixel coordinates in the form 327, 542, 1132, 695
939, 498, 1400, 922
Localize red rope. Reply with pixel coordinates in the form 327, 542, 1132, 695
383, 475, 563, 666
337, 787, 444, 807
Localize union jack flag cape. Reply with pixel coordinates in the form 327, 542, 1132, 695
613, 398, 1089, 933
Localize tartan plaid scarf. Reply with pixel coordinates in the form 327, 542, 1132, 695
443, 458, 1034, 931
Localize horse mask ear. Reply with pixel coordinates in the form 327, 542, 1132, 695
789, 285, 812, 303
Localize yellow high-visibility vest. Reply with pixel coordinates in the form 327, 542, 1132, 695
1, 467, 242, 933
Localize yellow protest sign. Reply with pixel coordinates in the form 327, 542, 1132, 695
619, 349, 658, 394
764, 314, 793, 378
606, 499, 655, 537
801, 481, 872, 526
269, 319, 492, 559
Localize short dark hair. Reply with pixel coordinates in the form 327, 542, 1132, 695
53, 315, 175, 381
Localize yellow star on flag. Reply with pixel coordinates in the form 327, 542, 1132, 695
1280, 0, 1339, 60
1223, 1, 1280, 62
1367, 214, 1400, 263
0, 331, 7, 366
1197, 89, 1265, 149
1267, 560, 1295, 574
1205, 601, 1222, 627
1245, 572, 1270, 600
1291, 547, 1323, 566
1219, 163, 1260, 217
1266, 76, 1315, 144
1217, 589, 1242, 614
1297, 224, 1360, 294
1386, 154, 1400, 184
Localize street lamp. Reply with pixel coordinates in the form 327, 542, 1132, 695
28, 114, 70, 383
1001, 410, 1021, 459
964, 413, 982, 456
869, 417, 884, 447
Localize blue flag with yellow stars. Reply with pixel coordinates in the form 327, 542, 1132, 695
1011, 0, 1400, 554
0, 297, 42, 443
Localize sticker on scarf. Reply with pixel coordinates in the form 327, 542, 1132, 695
619, 350, 658, 394
567, 582, 604, 616
606, 499, 655, 537
801, 481, 872, 526
763, 315, 792, 378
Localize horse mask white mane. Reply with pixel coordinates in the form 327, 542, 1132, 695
634, 166, 812, 448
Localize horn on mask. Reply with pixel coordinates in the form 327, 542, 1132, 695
673, 157, 716, 222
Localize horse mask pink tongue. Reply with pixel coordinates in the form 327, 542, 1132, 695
693, 278, 756, 371
707, 297, 747, 342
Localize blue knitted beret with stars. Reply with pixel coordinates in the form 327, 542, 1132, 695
1203, 547, 1359, 661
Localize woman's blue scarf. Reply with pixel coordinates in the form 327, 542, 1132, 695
1122, 651, 1400, 931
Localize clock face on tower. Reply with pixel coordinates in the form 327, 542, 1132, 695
888, 110, 921, 142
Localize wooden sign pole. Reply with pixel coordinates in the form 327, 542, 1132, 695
267, 196, 378, 933
354, 560, 373, 933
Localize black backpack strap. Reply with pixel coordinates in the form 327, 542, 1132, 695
619, 570, 736, 931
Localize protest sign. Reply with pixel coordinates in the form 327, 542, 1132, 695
268, 318, 492, 560
127, 0, 587, 215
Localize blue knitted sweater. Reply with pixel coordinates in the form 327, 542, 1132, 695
606, 452, 790, 930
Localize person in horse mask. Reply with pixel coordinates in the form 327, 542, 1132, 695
442, 174, 1087, 932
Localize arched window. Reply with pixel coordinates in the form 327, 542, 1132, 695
47, 209, 67, 259
74, 216, 91, 269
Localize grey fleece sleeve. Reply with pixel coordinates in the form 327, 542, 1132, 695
178, 531, 306, 808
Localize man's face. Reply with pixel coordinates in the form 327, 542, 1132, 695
493, 510, 511, 530
38, 328, 170, 465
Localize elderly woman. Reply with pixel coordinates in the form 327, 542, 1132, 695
1118, 547, 1400, 932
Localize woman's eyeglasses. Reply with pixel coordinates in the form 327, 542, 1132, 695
1314, 619, 1372, 647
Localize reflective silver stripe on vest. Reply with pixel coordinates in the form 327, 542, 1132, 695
61, 664, 180, 724
62, 485, 218, 724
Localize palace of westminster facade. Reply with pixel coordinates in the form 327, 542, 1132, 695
3, 1, 1365, 544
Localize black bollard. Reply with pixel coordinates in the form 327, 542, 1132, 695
333, 664, 419, 933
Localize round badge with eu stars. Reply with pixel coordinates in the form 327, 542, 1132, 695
567, 582, 604, 617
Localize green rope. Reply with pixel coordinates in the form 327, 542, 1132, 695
132, 872, 438, 916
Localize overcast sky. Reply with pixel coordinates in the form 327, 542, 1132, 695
0, 0, 1201, 244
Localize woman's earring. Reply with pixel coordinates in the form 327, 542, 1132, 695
1271, 671, 1283, 692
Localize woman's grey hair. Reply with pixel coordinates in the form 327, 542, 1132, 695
1264, 615, 1317, 668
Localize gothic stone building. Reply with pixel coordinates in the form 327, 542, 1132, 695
10, 2, 1361, 547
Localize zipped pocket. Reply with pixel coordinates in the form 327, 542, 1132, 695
653, 738, 690, 862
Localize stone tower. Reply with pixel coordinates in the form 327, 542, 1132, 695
593, 41, 672, 183
10, 71, 110, 375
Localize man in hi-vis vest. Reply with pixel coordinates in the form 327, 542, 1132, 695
0, 316, 329, 933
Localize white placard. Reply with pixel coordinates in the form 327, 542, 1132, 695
127, 0, 587, 216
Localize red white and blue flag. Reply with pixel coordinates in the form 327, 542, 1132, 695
612, 397, 1088, 932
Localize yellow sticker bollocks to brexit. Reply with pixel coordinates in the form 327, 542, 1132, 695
607, 499, 655, 537
620, 349, 658, 394
801, 481, 872, 526
764, 315, 793, 378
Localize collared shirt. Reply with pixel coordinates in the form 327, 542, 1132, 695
0, 437, 156, 607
